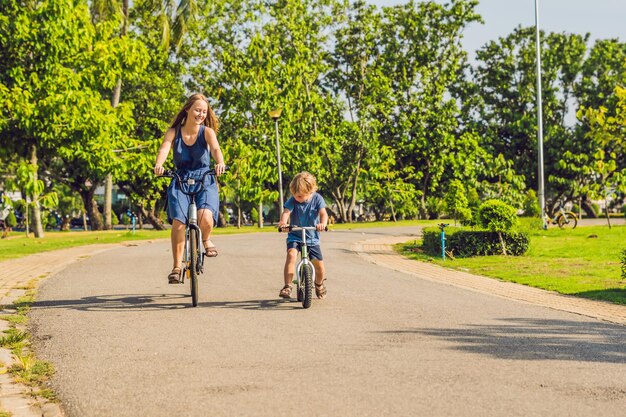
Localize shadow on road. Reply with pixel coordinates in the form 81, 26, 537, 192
377, 318, 626, 364
30, 294, 190, 311
29, 295, 302, 311
199, 299, 302, 310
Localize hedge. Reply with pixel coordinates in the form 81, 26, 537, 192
422, 227, 530, 257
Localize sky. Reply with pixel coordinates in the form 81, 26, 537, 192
367, 0, 625, 57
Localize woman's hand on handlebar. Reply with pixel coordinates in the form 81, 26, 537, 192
214, 163, 226, 176
154, 164, 165, 176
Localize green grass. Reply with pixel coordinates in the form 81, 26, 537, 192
329, 219, 440, 230
0, 225, 284, 262
0, 220, 439, 262
397, 224, 626, 305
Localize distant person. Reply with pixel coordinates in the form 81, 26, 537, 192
153, 93, 226, 284
277, 172, 329, 299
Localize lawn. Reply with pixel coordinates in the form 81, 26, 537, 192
0, 225, 278, 262
397, 224, 626, 305
0, 219, 437, 263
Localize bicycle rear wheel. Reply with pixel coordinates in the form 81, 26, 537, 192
189, 228, 200, 307
557, 212, 577, 229
301, 263, 313, 309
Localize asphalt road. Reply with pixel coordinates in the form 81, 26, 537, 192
29, 227, 626, 417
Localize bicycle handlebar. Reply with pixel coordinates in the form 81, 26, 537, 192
278, 225, 329, 232
159, 167, 229, 196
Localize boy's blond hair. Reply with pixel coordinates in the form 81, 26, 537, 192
289, 171, 318, 195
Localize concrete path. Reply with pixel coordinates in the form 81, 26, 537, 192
1, 227, 625, 416
0, 242, 149, 417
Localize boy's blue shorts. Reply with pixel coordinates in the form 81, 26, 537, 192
287, 242, 323, 261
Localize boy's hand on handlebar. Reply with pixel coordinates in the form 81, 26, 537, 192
316, 223, 327, 232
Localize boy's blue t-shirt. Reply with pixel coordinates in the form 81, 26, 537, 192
284, 193, 326, 245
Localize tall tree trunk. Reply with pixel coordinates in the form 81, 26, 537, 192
258, 201, 263, 228
581, 198, 597, 218
346, 157, 362, 223
80, 187, 103, 231
138, 204, 166, 230
30, 145, 44, 238
498, 232, 508, 256
104, 174, 113, 229
604, 196, 612, 229
388, 188, 397, 222
104, 0, 127, 229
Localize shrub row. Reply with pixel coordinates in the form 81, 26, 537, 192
422, 227, 530, 257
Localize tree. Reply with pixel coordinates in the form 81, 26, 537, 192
90, 0, 198, 229
478, 199, 518, 256
188, 0, 341, 219
579, 86, 626, 227
444, 180, 469, 226
376, 0, 482, 218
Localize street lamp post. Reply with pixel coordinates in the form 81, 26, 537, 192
534, 0, 546, 228
268, 108, 284, 211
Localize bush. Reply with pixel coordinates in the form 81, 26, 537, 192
522, 190, 541, 217
5, 211, 17, 228
592, 202, 601, 216
120, 213, 131, 226
426, 196, 444, 220
46, 212, 58, 229
478, 199, 518, 232
422, 227, 530, 258
251, 207, 259, 224
444, 180, 469, 225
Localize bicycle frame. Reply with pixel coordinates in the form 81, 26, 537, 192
163, 169, 219, 277
293, 227, 317, 290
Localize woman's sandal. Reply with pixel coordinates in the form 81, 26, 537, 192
315, 280, 327, 299
203, 240, 218, 257
168, 267, 182, 284
279, 284, 292, 299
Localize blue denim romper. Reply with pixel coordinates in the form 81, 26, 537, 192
166, 125, 219, 224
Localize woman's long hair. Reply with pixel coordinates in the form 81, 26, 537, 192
170, 93, 219, 133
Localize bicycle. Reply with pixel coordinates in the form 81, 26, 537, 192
544, 206, 578, 229
278, 225, 327, 309
161, 168, 223, 307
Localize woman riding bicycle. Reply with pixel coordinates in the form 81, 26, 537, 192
153, 93, 226, 284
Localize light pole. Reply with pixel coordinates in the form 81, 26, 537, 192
534, 0, 546, 228
268, 108, 284, 211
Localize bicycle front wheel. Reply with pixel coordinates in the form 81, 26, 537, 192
557, 212, 578, 229
189, 228, 200, 307
301, 263, 313, 309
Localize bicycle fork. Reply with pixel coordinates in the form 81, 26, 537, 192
185, 202, 204, 274
295, 258, 316, 289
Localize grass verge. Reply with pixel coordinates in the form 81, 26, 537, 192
397, 224, 626, 305
0, 220, 439, 263
0, 282, 57, 402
